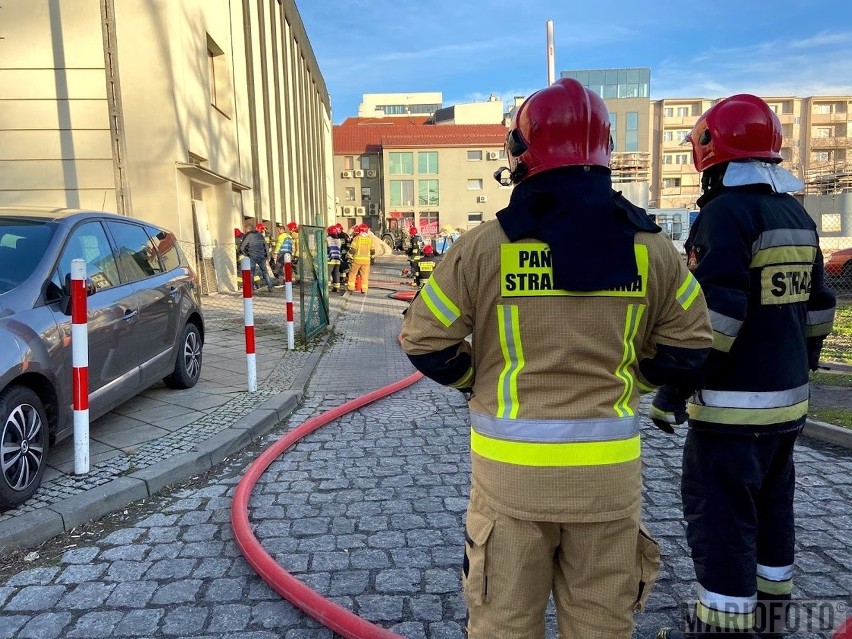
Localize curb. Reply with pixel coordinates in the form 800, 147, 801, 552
0, 391, 302, 557
802, 418, 852, 449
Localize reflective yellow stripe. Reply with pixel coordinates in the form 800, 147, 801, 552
696, 602, 755, 631
421, 278, 460, 328
688, 400, 808, 425
712, 330, 736, 352
471, 429, 640, 467
449, 366, 475, 389
637, 379, 656, 394
496, 305, 524, 419
806, 321, 833, 337
676, 272, 701, 310
613, 304, 645, 417
750, 245, 816, 267
757, 576, 793, 596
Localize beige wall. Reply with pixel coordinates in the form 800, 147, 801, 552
358, 92, 442, 118
0, 0, 332, 292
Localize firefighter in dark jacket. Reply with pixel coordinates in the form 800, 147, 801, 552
413, 243, 438, 287
655, 95, 836, 639
400, 78, 713, 639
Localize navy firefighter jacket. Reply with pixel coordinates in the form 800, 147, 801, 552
685, 183, 836, 434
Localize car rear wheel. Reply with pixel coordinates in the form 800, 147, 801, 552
0, 385, 49, 511
163, 322, 203, 389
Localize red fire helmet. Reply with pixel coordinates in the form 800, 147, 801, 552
326, 225, 337, 236
255, 222, 266, 233
287, 221, 298, 232
687, 94, 783, 172
408, 226, 418, 236
506, 78, 613, 184
422, 244, 434, 256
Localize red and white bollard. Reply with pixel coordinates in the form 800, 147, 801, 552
70, 259, 90, 475
241, 257, 258, 392
284, 253, 295, 350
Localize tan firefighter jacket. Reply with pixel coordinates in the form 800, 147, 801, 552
400, 220, 712, 522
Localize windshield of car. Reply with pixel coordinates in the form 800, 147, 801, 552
0, 219, 57, 294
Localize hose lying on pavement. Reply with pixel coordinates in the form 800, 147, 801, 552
232, 370, 424, 639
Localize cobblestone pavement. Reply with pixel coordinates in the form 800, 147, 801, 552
1, 260, 850, 638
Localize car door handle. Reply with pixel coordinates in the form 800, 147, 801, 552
123, 309, 138, 321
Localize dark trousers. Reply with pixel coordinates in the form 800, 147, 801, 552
681, 428, 798, 637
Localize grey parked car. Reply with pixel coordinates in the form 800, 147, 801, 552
0, 208, 204, 510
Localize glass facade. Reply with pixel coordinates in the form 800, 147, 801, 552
626, 111, 639, 152
418, 151, 438, 174
561, 68, 650, 99
388, 152, 413, 175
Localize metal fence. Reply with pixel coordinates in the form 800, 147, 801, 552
819, 236, 852, 297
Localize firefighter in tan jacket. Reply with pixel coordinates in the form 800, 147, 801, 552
346, 223, 375, 294
400, 78, 713, 639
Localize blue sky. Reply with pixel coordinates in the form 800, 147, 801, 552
297, 0, 852, 124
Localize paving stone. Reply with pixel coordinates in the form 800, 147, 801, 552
5, 585, 66, 611
150, 579, 203, 604
56, 581, 115, 609
161, 605, 209, 635
60, 547, 101, 564
3, 567, 60, 587
250, 600, 305, 629
65, 611, 123, 638
355, 594, 404, 621
114, 608, 164, 636
207, 603, 252, 632
16, 612, 73, 639
105, 580, 157, 608
56, 563, 108, 584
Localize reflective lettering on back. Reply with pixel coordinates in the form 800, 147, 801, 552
500, 243, 648, 297
760, 266, 812, 304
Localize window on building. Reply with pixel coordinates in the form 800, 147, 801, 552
664, 107, 674, 117
345, 187, 355, 201
360, 156, 371, 170
675, 153, 690, 165
813, 104, 832, 115
812, 151, 830, 162
467, 150, 483, 161
361, 187, 372, 202
664, 130, 674, 142
676, 129, 690, 142
814, 127, 833, 138
676, 106, 690, 117
663, 154, 674, 165
390, 180, 415, 206
625, 112, 639, 152
344, 156, 355, 171
389, 152, 414, 175
609, 113, 617, 148
419, 210, 439, 234
418, 152, 439, 174
663, 178, 682, 189
467, 179, 483, 190
498, 149, 507, 159
418, 180, 439, 206
206, 35, 232, 117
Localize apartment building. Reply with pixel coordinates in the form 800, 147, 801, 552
0, 0, 332, 292
332, 117, 510, 234
358, 92, 443, 118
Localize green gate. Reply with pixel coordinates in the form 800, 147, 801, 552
298, 226, 329, 341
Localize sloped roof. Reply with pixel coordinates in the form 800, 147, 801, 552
382, 124, 507, 148
333, 120, 507, 154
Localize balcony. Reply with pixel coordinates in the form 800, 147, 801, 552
811, 137, 851, 148
662, 116, 699, 127
811, 112, 849, 124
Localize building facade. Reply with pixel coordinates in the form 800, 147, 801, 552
358, 92, 443, 118
332, 118, 510, 236
0, 0, 332, 292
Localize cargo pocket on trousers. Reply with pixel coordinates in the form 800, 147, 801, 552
462, 509, 495, 607
634, 524, 661, 612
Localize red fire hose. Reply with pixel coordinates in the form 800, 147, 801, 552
231, 371, 424, 639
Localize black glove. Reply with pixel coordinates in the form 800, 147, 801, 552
648, 385, 689, 434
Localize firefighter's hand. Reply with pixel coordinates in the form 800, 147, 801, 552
648, 385, 688, 434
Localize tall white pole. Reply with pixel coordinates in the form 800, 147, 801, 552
546, 20, 556, 86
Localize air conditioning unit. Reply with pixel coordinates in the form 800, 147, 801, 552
368, 203, 379, 214
342, 206, 355, 217
354, 169, 365, 178
355, 206, 366, 215
366, 169, 377, 178
487, 151, 499, 160
476, 195, 488, 203
341, 170, 353, 178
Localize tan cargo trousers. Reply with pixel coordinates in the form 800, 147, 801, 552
347, 260, 371, 293
463, 486, 660, 639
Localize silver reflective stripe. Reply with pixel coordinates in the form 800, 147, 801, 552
709, 310, 743, 337
751, 229, 817, 253
757, 564, 794, 581
697, 585, 756, 613
470, 411, 640, 443
694, 384, 809, 409
807, 308, 835, 326
421, 278, 460, 327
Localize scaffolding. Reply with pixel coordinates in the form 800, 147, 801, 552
805, 165, 852, 195
610, 152, 651, 183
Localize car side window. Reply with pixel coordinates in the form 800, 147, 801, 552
107, 221, 163, 283
145, 226, 182, 272
58, 222, 120, 292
